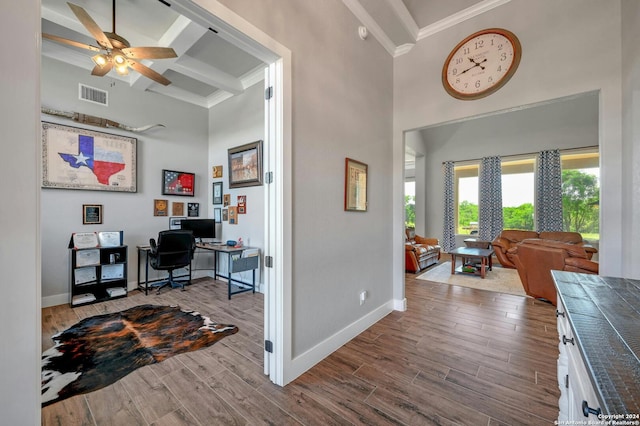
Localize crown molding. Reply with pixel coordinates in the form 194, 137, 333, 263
341, 0, 397, 56
417, 0, 512, 41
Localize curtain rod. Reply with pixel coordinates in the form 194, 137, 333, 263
441, 145, 598, 165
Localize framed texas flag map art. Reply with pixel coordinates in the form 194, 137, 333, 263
42, 122, 137, 192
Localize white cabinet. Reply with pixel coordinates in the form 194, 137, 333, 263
556, 297, 601, 420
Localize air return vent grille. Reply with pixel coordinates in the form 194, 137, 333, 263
79, 84, 108, 106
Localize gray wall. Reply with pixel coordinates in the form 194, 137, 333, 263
412, 92, 599, 244
0, 0, 40, 422
217, 0, 394, 357
208, 81, 265, 286
41, 57, 209, 305
621, 0, 640, 279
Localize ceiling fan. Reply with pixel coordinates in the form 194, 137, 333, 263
42, 1, 177, 85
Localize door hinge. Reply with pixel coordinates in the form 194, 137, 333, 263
265, 340, 273, 353
265, 86, 273, 100
265, 171, 273, 184
265, 256, 273, 268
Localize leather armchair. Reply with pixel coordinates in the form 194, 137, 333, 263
491, 230, 538, 268
405, 228, 441, 273
509, 239, 598, 306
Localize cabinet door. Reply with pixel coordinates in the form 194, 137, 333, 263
567, 342, 601, 420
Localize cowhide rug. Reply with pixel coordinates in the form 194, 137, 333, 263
41, 304, 238, 406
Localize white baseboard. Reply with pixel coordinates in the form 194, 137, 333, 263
394, 297, 407, 311
285, 300, 394, 384
42, 272, 263, 308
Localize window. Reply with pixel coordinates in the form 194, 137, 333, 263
501, 158, 535, 231
405, 180, 415, 228
455, 165, 479, 234
561, 151, 599, 240
453, 149, 599, 237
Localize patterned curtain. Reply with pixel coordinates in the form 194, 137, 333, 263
478, 156, 503, 241
536, 149, 563, 231
442, 161, 456, 252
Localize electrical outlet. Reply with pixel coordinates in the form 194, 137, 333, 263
359, 290, 367, 305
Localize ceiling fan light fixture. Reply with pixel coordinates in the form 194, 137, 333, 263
112, 52, 126, 65
115, 63, 129, 76
92, 53, 109, 68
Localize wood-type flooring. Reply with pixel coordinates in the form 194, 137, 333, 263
42, 273, 560, 425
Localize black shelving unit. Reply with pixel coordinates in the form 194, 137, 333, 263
68, 232, 128, 306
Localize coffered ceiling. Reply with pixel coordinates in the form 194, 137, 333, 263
41, 0, 510, 109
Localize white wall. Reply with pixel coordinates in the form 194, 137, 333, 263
208, 81, 265, 286
41, 57, 210, 306
621, 0, 640, 280
216, 0, 395, 358
0, 0, 40, 422
393, 0, 624, 286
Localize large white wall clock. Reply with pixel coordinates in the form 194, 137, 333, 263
442, 28, 522, 100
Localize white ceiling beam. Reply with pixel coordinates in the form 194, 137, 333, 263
417, 0, 512, 41
172, 56, 243, 95
341, 0, 398, 56
385, 0, 419, 40
130, 16, 206, 91
148, 84, 209, 108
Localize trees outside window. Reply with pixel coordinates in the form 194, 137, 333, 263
451, 150, 599, 238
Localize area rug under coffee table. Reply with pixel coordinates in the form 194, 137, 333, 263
416, 261, 526, 297
41, 304, 238, 407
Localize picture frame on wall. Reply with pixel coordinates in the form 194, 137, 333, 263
214, 208, 222, 223
228, 140, 263, 188
344, 158, 368, 212
212, 182, 223, 204
82, 204, 103, 224
42, 122, 137, 193
187, 202, 199, 217
162, 169, 195, 196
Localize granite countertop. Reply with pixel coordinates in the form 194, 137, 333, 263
552, 271, 640, 415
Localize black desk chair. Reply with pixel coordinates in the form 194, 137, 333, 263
149, 230, 196, 294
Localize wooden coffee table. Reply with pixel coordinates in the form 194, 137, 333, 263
449, 247, 494, 279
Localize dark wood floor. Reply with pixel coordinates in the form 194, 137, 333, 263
42, 273, 559, 425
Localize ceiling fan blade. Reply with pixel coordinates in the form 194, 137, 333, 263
42, 33, 101, 52
127, 60, 172, 86
67, 2, 113, 49
121, 47, 177, 60
91, 62, 113, 77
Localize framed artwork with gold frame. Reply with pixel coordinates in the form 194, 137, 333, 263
344, 158, 368, 212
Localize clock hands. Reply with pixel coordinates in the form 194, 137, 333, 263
460, 57, 487, 74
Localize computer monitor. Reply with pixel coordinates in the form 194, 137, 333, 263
180, 219, 216, 240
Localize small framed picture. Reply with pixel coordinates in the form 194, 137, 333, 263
172, 202, 184, 216
212, 182, 223, 204
162, 169, 195, 197
82, 204, 103, 224
223, 194, 230, 207
344, 158, 368, 212
214, 208, 222, 223
222, 209, 228, 221
212, 165, 223, 178
154, 199, 168, 216
187, 202, 200, 217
